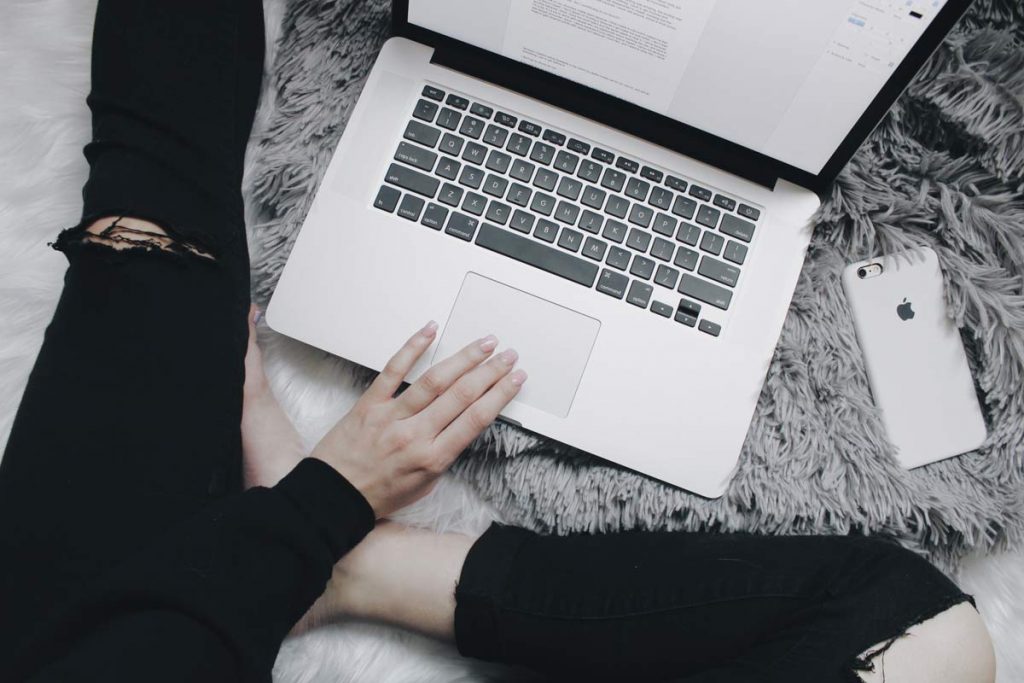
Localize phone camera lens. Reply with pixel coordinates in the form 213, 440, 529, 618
857, 268, 866, 279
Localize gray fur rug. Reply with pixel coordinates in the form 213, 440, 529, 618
249, 0, 1024, 571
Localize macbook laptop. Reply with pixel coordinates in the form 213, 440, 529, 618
267, 0, 972, 497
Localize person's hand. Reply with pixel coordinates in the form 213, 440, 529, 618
310, 321, 527, 517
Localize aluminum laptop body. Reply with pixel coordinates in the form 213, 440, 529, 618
267, 1, 972, 497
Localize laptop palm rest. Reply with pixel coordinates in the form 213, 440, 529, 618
432, 273, 600, 419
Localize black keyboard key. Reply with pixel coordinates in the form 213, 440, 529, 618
421, 202, 448, 230
578, 160, 603, 183
403, 120, 441, 148
510, 159, 536, 183
689, 184, 712, 201
724, 240, 748, 265
422, 85, 445, 101
713, 195, 736, 211
436, 108, 461, 131
581, 236, 607, 261
603, 220, 627, 244
556, 177, 583, 201
627, 280, 652, 308
470, 102, 493, 118
629, 255, 655, 279
699, 319, 721, 337
507, 183, 532, 207
510, 209, 535, 233
616, 157, 639, 173
674, 246, 699, 271
507, 133, 532, 157
626, 228, 651, 252
650, 237, 674, 262
579, 210, 603, 234
458, 165, 484, 189
720, 214, 756, 242
700, 232, 724, 255
485, 150, 512, 173
459, 116, 485, 139
581, 185, 606, 209
696, 204, 721, 229
597, 269, 629, 299
625, 177, 650, 201
605, 195, 630, 219
385, 163, 439, 197
519, 120, 542, 136
601, 168, 626, 192
413, 99, 439, 122
483, 124, 508, 147
592, 147, 615, 164
439, 182, 464, 206
535, 219, 559, 243
530, 142, 556, 165
557, 227, 584, 252
606, 245, 631, 270
654, 264, 679, 289
554, 201, 580, 225
628, 204, 653, 228
641, 166, 664, 182
677, 298, 701, 318
495, 111, 517, 127
665, 175, 688, 192
672, 195, 697, 219
554, 150, 579, 174
476, 222, 598, 287
394, 141, 437, 171
652, 213, 677, 237
533, 168, 558, 192
374, 185, 401, 212
483, 174, 509, 197
530, 192, 556, 216
543, 129, 566, 145
436, 156, 461, 180
567, 138, 591, 154
440, 133, 465, 157
679, 274, 732, 310
675, 222, 701, 246
462, 192, 487, 216
397, 194, 425, 221
698, 256, 740, 287
445, 213, 479, 241
737, 204, 761, 221
649, 187, 673, 211
651, 300, 673, 317
485, 200, 511, 225
674, 308, 698, 327
462, 141, 487, 165
445, 93, 469, 110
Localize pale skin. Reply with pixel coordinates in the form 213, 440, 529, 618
87, 218, 997, 683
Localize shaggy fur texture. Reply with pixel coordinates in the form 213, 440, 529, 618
1, 0, 1022, 681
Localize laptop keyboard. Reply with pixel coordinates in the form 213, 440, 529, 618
373, 84, 763, 338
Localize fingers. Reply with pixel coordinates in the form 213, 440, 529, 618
415, 348, 518, 433
433, 369, 526, 458
391, 334, 499, 418
363, 321, 439, 404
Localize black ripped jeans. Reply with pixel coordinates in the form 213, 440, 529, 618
0, 1, 971, 681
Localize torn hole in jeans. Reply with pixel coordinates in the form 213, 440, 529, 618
51, 216, 217, 262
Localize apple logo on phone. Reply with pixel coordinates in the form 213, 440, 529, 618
897, 298, 915, 321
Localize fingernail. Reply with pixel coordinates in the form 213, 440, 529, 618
499, 348, 518, 365
420, 320, 438, 336
253, 307, 263, 324
510, 369, 527, 386
479, 334, 498, 352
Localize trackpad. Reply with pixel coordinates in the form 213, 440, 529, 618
433, 273, 600, 418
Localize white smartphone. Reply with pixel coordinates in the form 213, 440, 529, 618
842, 247, 986, 468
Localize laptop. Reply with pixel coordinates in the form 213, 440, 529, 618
267, 0, 972, 497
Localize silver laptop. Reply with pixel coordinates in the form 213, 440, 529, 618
267, 0, 971, 497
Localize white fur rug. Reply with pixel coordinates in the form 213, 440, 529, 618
1, 1, 1021, 681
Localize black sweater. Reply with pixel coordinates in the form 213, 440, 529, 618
12, 458, 375, 682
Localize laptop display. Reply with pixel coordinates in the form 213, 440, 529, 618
408, 0, 949, 175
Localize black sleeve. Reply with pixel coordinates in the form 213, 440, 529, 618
13, 458, 375, 683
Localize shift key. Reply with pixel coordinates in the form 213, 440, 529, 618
385, 163, 439, 198
678, 274, 732, 310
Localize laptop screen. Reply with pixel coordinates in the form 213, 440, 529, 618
407, 0, 948, 175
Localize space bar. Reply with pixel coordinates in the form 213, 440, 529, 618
475, 223, 599, 287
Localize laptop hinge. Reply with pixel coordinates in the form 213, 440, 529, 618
430, 45, 780, 191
